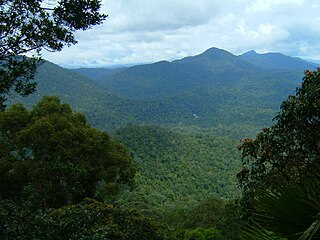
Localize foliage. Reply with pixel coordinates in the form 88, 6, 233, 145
0, 96, 135, 209
0, 198, 167, 240
183, 197, 226, 229
238, 68, 320, 199
114, 125, 243, 239
0, 0, 106, 110
116, 125, 241, 216
184, 227, 221, 240
180, 198, 242, 240
242, 174, 320, 240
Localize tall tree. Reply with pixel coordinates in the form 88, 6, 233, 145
0, 0, 107, 110
237, 68, 320, 200
0, 96, 136, 209
237, 68, 320, 239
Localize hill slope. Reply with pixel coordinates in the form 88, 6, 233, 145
7, 61, 193, 131
9, 48, 313, 135
78, 48, 305, 129
94, 48, 264, 99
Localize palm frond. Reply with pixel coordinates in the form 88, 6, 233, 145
242, 175, 320, 240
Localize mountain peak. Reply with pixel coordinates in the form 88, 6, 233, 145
241, 50, 258, 56
175, 47, 238, 64
200, 47, 235, 58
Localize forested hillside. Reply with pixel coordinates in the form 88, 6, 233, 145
8, 61, 194, 131
1, 0, 320, 238
11, 48, 312, 137
72, 67, 127, 83
86, 48, 303, 101
72, 47, 307, 131
115, 125, 240, 205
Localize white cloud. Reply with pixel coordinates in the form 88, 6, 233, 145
42, 0, 320, 67
246, 0, 304, 13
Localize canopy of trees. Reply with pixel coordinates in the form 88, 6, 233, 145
0, 96, 135, 209
0, 97, 173, 239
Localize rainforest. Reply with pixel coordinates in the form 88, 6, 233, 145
1, 1, 320, 239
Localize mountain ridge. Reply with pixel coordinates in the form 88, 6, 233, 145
9, 47, 317, 135
78, 47, 304, 102
239, 50, 317, 70
72, 48, 317, 78
7, 61, 194, 131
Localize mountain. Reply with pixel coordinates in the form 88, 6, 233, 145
307, 59, 320, 64
9, 48, 310, 136
91, 47, 264, 99
239, 50, 318, 70
5, 49, 309, 221
174, 47, 256, 70
7, 61, 193, 131
72, 47, 304, 130
86, 48, 302, 100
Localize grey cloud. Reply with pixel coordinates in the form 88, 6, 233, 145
104, 0, 222, 32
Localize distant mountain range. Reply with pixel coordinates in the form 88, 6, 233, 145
239, 50, 318, 69
9, 47, 318, 136
73, 47, 315, 100
8, 61, 193, 131
71, 48, 316, 129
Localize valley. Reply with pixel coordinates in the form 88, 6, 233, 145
5, 47, 318, 239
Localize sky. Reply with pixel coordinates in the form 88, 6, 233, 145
42, 0, 320, 68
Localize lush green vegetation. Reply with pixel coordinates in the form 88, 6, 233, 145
10, 56, 304, 137
0, 97, 169, 239
3, 66, 320, 239
8, 61, 195, 131
113, 125, 242, 236
2, 8, 320, 237
116, 125, 240, 206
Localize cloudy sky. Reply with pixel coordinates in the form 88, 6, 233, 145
42, 0, 320, 68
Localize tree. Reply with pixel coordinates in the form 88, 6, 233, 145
0, 96, 136, 209
237, 68, 320, 239
237, 68, 320, 200
0, 0, 106, 110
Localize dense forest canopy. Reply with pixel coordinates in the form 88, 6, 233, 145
0, 97, 171, 239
